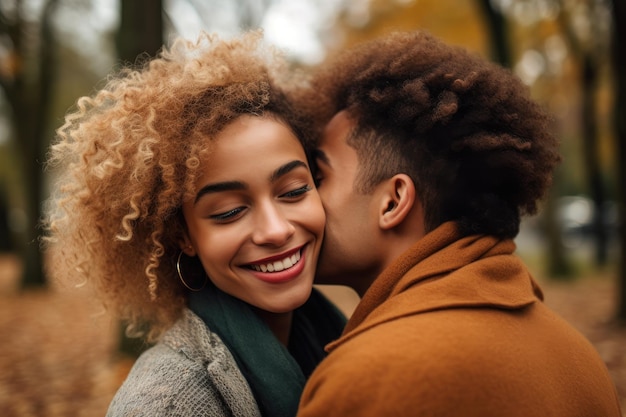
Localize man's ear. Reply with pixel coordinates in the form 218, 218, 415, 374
179, 232, 197, 257
378, 174, 416, 230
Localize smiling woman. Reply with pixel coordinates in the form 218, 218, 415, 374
42, 31, 345, 417
181, 115, 325, 324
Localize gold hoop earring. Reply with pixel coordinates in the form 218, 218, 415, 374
176, 251, 207, 291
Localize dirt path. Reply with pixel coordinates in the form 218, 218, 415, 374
539, 274, 626, 413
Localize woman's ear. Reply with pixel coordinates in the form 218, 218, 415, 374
179, 233, 196, 256
378, 174, 416, 230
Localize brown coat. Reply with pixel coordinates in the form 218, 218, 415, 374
298, 222, 622, 416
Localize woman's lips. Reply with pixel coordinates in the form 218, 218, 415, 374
245, 245, 307, 284
249, 249, 301, 273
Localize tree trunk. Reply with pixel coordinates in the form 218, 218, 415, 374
611, 0, 626, 323
10, 0, 59, 288
545, 181, 574, 278
476, 0, 512, 67
116, 0, 164, 64
555, 2, 610, 273
580, 55, 609, 266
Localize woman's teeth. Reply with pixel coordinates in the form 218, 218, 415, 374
250, 250, 301, 273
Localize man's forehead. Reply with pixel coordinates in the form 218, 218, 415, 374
322, 110, 354, 146
316, 110, 361, 175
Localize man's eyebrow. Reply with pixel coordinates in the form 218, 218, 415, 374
194, 181, 246, 205
313, 149, 329, 166
270, 160, 309, 182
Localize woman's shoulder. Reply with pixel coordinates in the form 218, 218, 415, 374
106, 309, 261, 417
160, 309, 232, 362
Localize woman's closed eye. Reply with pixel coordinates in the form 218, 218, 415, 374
208, 183, 312, 223
280, 184, 312, 199
209, 206, 246, 222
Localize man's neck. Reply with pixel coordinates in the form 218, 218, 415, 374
354, 227, 427, 298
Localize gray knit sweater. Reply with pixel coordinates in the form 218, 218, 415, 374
106, 309, 261, 417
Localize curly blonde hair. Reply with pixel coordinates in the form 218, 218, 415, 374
43, 31, 310, 342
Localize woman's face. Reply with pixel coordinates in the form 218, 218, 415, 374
181, 115, 325, 313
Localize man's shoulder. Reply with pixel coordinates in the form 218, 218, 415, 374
334, 307, 498, 356
319, 306, 551, 389
300, 305, 622, 417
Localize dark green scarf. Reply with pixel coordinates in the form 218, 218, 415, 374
189, 282, 346, 417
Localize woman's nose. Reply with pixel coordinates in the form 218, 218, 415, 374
251, 202, 295, 246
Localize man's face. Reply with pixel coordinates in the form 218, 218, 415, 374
314, 111, 384, 295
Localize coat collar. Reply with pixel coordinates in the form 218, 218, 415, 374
327, 221, 543, 352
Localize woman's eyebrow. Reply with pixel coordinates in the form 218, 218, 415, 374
194, 181, 246, 205
193, 160, 307, 205
270, 160, 308, 182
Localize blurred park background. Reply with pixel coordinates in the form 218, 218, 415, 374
0, 0, 625, 415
